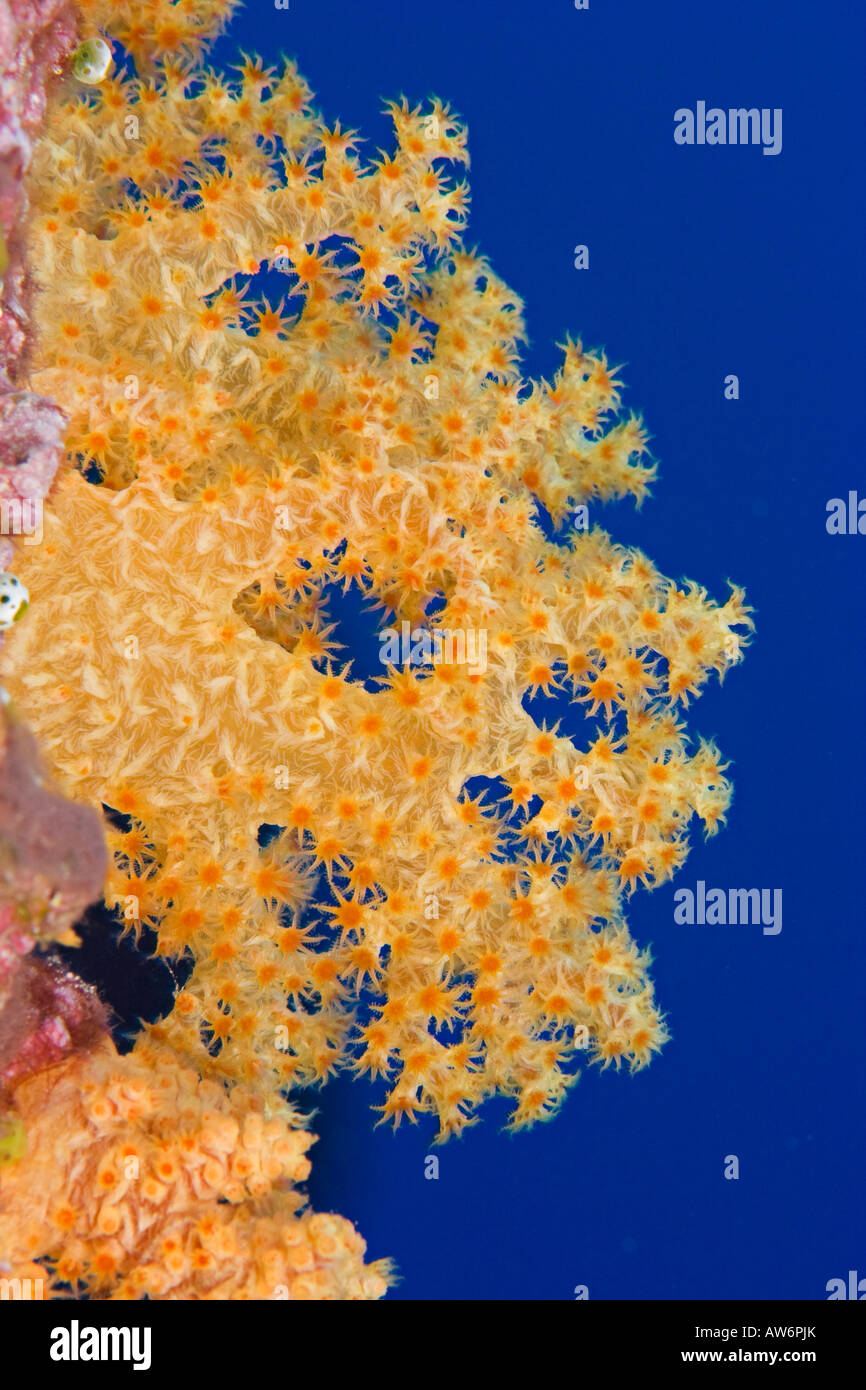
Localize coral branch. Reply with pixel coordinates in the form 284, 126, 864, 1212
0, 0, 751, 1299
0, 0, 752, 1142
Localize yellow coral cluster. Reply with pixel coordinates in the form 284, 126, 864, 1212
0, 0, 751, 1138
0, 1037, 389, 1298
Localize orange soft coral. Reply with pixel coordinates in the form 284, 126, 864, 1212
0, 0, 751, 1139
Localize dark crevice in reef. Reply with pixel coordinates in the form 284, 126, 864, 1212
53, 903, 190, 1055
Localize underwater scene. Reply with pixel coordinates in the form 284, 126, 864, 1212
0, 0, 862, 1335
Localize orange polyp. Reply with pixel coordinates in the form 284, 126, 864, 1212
331, 899, 363, 932
437, 855, 459, 882
372, 819, 393, 846
197, 861, 222, 887
619, 853, 648, 886
591, 676, 616, 703
311, 958, 338, 985
438, 927, 460, 954
177, 908, 204, 937
477, 951, 501, 972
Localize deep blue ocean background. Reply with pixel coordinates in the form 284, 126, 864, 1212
143, 0, 864, 1299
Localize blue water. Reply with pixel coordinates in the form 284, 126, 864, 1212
192, 0, 866, 1299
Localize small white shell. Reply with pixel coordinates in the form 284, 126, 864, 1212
0, 573, 28, 629
72, 37, 112, 85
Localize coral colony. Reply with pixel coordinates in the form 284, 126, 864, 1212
0, 0, 750, 1298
